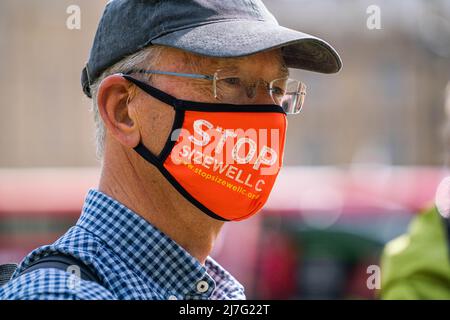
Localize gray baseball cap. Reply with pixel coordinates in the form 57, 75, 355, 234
81, 0, 342, 98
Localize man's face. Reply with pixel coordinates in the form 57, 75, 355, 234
131, 47, 288, 157
96, 47, 288, 220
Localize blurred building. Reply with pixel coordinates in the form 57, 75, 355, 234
0, 0, 449, 167
0, 0, 106, 167
264, 0, 450, 166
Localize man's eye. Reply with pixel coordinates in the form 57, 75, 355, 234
271, 86, 285, 96
223, 77, 241, 86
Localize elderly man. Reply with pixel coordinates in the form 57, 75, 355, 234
0, 0, 341, 299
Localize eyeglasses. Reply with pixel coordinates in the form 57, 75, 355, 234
124, 69, 307, 114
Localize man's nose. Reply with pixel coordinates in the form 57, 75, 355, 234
245, 82, 274, 105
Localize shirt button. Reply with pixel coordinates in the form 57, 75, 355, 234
168, 295, 178, 300
196, 280, 209, 293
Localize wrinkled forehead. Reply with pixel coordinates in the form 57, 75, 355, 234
157, 47, 288, 79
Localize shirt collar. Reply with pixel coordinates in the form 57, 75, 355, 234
76, 189, 243, 299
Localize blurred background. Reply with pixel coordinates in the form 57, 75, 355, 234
1, 0, 450, 299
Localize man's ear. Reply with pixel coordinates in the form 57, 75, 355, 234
96, 74, 140, 149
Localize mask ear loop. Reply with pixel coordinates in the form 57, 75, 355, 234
123, 77, 185, 164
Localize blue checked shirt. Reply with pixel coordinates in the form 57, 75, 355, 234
0, 189, 246, 300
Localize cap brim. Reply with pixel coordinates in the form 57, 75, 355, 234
151, 20, 342, 74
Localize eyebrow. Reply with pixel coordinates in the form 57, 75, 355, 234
213, 62, 290, 79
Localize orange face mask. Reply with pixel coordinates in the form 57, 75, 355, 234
123, 75, 287, 221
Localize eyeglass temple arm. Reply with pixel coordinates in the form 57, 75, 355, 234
124, 69, 215, 80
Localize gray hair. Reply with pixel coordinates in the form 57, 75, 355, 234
89, 45, 166, 159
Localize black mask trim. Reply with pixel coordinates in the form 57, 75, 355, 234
133, 141, 228, 221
